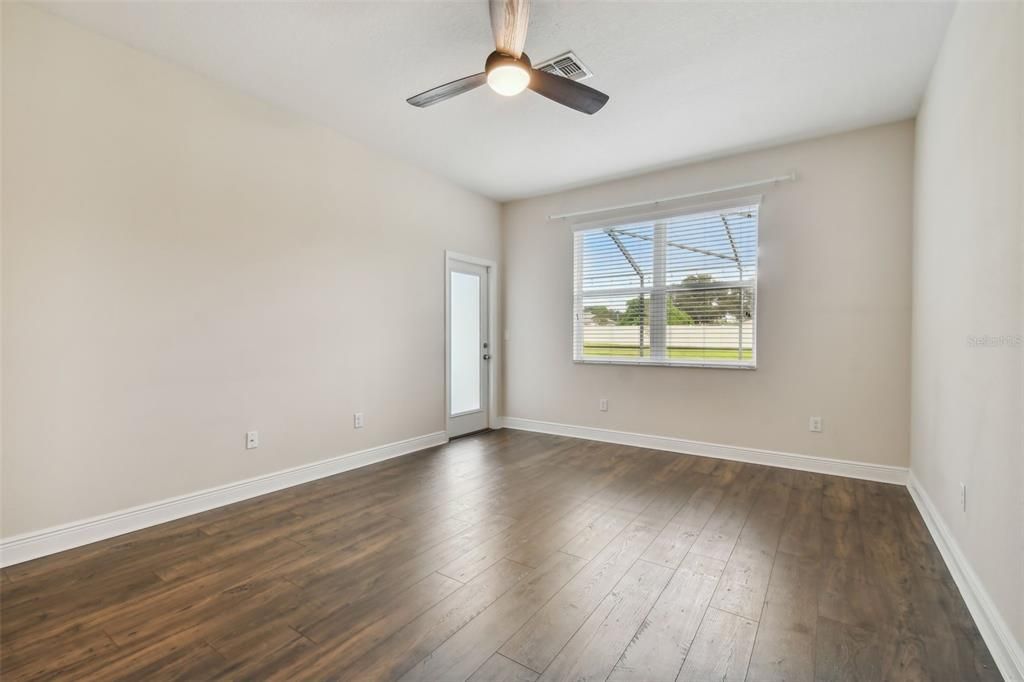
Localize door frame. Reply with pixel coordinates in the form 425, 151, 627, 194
445, 250, 499, 436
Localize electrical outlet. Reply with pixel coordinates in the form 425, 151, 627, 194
246, 431, 259, 449
599, 399, 609, 412
354, 412, 364, 429
809, 416, 823, 433
960, 482, 967, 512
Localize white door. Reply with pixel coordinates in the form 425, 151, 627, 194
447, 259, 490, 437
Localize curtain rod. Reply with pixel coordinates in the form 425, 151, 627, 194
547, 172, 797, 221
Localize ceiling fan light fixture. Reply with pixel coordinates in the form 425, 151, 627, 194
487, 64, 530, 96
484, 51, 531, 96
406, 2, 609, 114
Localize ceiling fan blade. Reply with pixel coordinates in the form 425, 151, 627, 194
489, 0, 530, 58
406, 73, 487, 108
528, 68, 609, 115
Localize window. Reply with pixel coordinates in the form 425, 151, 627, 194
573, 201, 758, 368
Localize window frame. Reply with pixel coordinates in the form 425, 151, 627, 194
570, 197, 760, 370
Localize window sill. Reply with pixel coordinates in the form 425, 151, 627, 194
574, 358, 756, 370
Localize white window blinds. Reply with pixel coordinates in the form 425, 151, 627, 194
573, 202, 758, 368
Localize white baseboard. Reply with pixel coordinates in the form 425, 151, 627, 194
907, 472, 1024, 682
497, 417, 908, 485
0, 431, 448, 568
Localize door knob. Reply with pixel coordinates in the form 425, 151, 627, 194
483, 354, 492, 360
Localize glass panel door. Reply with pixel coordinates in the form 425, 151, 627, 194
447, 259, 489, 437
450, 271, 481, 415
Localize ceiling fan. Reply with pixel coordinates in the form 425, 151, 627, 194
406, 0, 609, 115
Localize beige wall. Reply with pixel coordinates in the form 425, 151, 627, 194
911, 0, 1024, 651
1, 4, 500, 537
502, 121, 914, 467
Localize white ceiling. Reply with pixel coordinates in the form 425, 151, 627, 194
43, 1, 954, 201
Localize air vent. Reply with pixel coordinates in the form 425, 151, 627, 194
533, 52, 594, 82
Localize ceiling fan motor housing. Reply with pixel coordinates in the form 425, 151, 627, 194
485, 51, 531, 73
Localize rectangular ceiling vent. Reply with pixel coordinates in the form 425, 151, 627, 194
534, 52, 594, 82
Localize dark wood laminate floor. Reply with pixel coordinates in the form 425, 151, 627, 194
0, 429, 1001, 681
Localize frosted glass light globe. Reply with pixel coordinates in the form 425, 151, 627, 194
487, 64, 530, 96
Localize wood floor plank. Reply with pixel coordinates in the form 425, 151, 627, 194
280, 508, 499, 599
437, 498, 595, 582
1, 535, 308, 647
38, 633, 227, 681
208, 619, 304, 663
777, 487, 824, 559
1, 528, 208, 608
818, 556, 886, 630
498, 519, 662, 673
676, 606, 757, 682
0, 565, 166, 641
612, 465, 680, 514
875, 574, 1001, 682
708, 472, 791, 621
890, 487, 951, 582
0, 626, 119, 678
821, 515, 864, 562
689, 467, 769, 561
855, 480, 911, 585
746, 551, 821, 682
708, 544, 772, 623
560, 506, 636, 561
105, 577, 298, 647
333, 559, 533, 680
608, 554, 724, 682
209, 635, 319, 681
160, 510, 402, 582
0, 430, 1001, 681
630, 457, 704, 528
814, 616, 882, 682
468, 654, 540, 682
821, 476, 858, 523
640, 482, 722, 568
399, 551, 587, 682
299, 570, 462, 648
505, 501, 610, 567
393, 440, 583, 521
537, 558, 674, 682
286, 513, 521, 634
706, 459, 743, 484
